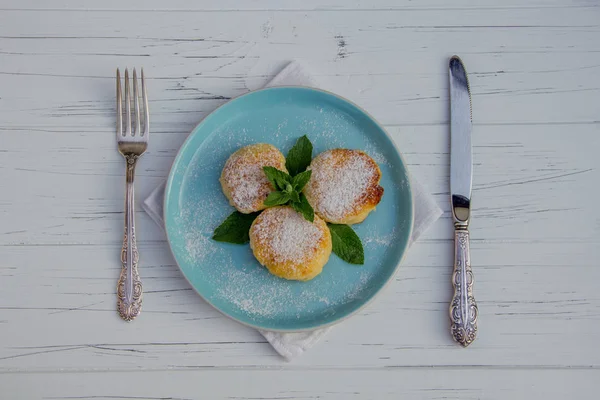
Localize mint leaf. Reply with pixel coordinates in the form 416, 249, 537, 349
213, 211, 260, 244
328, 224, 364, 265
286, 135, 313, 176
288, 190, 300, 203
262, 146, 313, 220
263, 166, 292, 191
264, 191, 291, 207
292, 169, 312, 191
291, 193, 314, 223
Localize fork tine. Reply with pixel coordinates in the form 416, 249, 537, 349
141, 68, 149, 137
125, 68, 132, 136
116, 69, 122, 137
133, 68, 141, 136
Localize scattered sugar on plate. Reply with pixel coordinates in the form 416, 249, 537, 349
364, 141, 392, 168
217, 267, 294, 319
364, 227, 398, 249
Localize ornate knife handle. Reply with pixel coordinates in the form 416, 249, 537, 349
450, 227, 478, 346
117, 155, 143, 321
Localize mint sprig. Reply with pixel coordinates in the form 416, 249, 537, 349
259, 135, 316, 222
262, 166, 314, 222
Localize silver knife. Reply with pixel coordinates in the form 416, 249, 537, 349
449, 55, 478, 347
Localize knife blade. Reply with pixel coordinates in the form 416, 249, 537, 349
448, 55, 478, 347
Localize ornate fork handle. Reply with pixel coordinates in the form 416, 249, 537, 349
450, 227, 478, 346
117, 154, 143, 320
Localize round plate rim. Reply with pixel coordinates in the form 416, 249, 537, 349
164, 85, 414, 332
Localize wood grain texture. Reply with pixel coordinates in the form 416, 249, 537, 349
1, 369, 599, 400
0, 0, 599, 398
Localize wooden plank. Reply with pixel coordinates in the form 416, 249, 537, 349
1, 369, 598, 400
0, 7, 598, 129
3, 0, 599, 11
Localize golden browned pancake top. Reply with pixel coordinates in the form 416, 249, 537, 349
251, 207, 326, 265
220, 144, 286, 214
305, 149, 383, 223
250, 206, 332, 281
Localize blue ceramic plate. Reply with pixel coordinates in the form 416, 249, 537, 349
164, 87, 413, 331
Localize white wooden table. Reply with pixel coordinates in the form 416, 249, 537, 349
1, 1, 599, 398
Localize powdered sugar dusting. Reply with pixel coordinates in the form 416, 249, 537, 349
364, 226, 398, 248
220, 144, 286, 213
216, 267, 294, 318
364, 141, 391, 167
216, 271, 334, 320
306, 149, 381, 222
179, 190, 228, 266
342, 271, 372, 304
252, 207, 324, 265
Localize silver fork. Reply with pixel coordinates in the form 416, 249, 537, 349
116, 68, 149, 321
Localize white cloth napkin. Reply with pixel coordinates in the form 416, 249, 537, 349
143, 61, 443, 360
